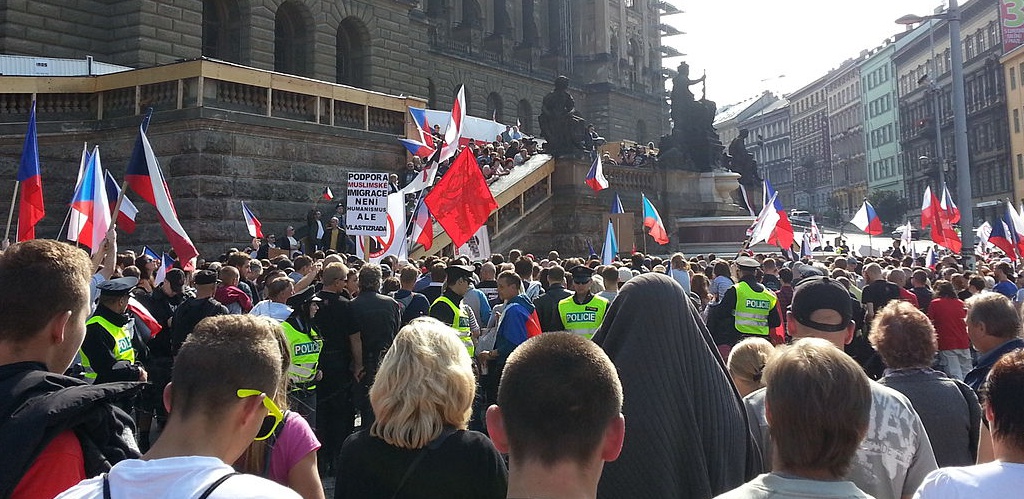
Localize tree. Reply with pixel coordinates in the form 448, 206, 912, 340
868, 190, 908, 228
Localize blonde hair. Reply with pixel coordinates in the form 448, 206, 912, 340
727, 337, 775, 391
370, 317, 475, 449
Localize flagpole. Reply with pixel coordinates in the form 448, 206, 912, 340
3, 181, 20, 243
110, 180, 130, 231
56, 206, 72, 240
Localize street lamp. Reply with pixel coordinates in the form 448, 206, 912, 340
896, 0, 973, 267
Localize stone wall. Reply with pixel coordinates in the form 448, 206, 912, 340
0, 108, 405, 256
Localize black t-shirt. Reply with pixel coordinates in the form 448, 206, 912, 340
861, 280, 901, 312
336, 429, 507, 499
761, 274, 781, 292
314, 290, 359, 360
350, 291, 401, 370
170, 297, 229, 355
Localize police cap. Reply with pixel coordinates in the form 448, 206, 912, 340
568, 265, 595, 283
287, 285, 323, 308
445, 264, 475, 282
734, 256, 761, 270
97, 276, 139, 296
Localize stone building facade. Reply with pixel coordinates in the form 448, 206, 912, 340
827, 58, 866, 220
0, 0, 668, 142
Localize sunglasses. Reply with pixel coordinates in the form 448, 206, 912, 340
236, 389, 283, 441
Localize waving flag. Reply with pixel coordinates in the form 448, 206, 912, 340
154, 253, 174, 286
941, 185, 960, 224
68, 147, 111, 254
439, 85, 466, 164
989, 215, 1017, 260
921, 186, 938, 231
900, 223, 913, 248
409, 194, 433, 250
762, 179, 794, 248
128, 297, 161, 338
1005, 201, 1024, 258
322, 186, 334, 200
104, 171, 137, 234
585, 154, 609, 193
241, 201, 264, 238
16, 102, 44, 241
601, 220, 618, 265
851, 200, 883, 235
125, 111, 199, 270
611, 192, 624, 214
142, 246, 161, 262
398, 138, 435, 158
801, 232, 813, 258
641, 193, 670, 245
408, 107, 435, 149
808, 216, 823, 248
749, 191, 781, 246
401, 147, 442, 195
976, 221, 993, 256
424, 148, 497, 248
925, 245, 937, 269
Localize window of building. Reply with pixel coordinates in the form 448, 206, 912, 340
275, 1, 313, 77
202, 0, 243, 63
337, 17, 370, 88
1017, 154, 1023, 179
1012, 67, 1018, 90
1014, 109, 1020, 134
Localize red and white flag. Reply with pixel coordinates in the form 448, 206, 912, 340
241, 201, 264, 239
439, 85, 466, 164
125, 112, 199, 270
322, 186, 334, 200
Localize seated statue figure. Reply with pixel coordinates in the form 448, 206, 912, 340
539, 76, 587, 156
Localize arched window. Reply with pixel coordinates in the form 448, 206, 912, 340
547, 0, 566, 54
486, 92, 503, 123
517, 99, 532, 133
636, 119, 647, 144
203, 0, 242, 63
462, 0, 482, 28
337, 17, 370, 88
275, 1, 312, 77
427, 79, 438, 109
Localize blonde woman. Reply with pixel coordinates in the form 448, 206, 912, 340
335, 317, 507, 499
726, 337, 776, 397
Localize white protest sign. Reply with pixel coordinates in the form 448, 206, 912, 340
345, 172, 390, 236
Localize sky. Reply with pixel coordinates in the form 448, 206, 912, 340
662, 0, 948, 106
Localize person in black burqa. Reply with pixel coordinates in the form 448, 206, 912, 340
0, 240, 142, 498
593, 273, 761, 498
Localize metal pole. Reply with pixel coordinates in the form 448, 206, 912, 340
948, 0, 973, 267
927, 23, 946, 191
3, 181, 20, 243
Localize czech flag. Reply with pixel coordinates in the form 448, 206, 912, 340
322, 186, 334, 200
241, 201, 264, 238
988, 215, 1017, 260
851, 200, 883, 236
762, 179, 794, 248
142, 246, 161, 262
408, 107, 435, 149
925, 245, 937, 269
398, 138, 435, 158
155, 252, 174, 285
125, 111, 199, 270
439, 85, 466, 164
585, 154, 609, 193
16, 102, 44, 241
68, 146, 111, 254
750, 191, 781, 246
641, 193, 670, 245
410, 194, 433, 250
1005, 201, 1024, 258
105, 170, 137, 234
601, 219, 618, 265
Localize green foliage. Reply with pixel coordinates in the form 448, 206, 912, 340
868, 190, 908, 227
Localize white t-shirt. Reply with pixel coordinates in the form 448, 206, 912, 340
914, 461, 1024, 498
56, 456, 300, 499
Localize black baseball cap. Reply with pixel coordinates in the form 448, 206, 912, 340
790, 276, 852, 333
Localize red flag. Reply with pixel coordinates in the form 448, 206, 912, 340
424, 149, 497, 248
322, 186, 334, 200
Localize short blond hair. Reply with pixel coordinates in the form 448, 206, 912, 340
370, 317, 475, 449
727, 337, 775, 389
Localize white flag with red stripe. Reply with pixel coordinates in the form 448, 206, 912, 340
439, 85, 466, 164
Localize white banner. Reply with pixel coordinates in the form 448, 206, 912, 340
456, 225, 491, 261
345, 172, 390, 236
358, 192, 408, 263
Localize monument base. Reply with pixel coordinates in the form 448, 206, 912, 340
675, 216, 781, 256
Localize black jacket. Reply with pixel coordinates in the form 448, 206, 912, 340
532, 284, 571, 332
0, 362, 143, 497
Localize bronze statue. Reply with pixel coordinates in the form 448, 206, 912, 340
725, 129, 761, 186
538, 75, 588, 157
657, 62, 724, 172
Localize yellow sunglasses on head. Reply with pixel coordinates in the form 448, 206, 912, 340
236, 389, 283, 441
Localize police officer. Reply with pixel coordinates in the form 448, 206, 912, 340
708, 256, 781, 349
557, 266, 610, 340
80, 277, 148, 385
283, 286, 323, 427
429, 264, 479, 356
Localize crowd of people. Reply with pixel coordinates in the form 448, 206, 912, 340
3, 226, 1024, 498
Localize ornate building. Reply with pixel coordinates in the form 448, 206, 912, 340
0, 0, 668, 142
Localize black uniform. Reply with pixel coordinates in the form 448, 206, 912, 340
315, 289, 360, 474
